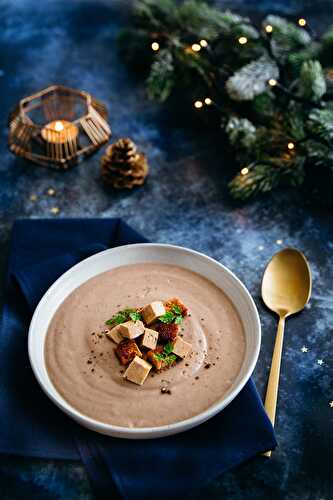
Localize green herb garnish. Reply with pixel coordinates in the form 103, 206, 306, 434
153, 342, 176, 365
164, 354, 177, 365
106, 308, 142, 327
164, 342, 173, 355
158, 305, 184, 325
158, 311, 175, 324
171, 305, 182, 315
174, 315, 183, 325
129, 310, 141, 322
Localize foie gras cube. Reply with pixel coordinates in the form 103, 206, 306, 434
124, 356, 152, 385
118, 320, 145, 339
116, 339, 142, 365
141, 301, 166, 325
172, 337, 191, 359
141, 328, 159, 350
105, 324, 123, 344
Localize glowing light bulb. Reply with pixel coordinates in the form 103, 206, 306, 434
204, 97, 212, 105
265, 25, 273, 33
287, 142, 295, 150
54, 121, 64, 132
268, 78, 277, 87
200, 39, 208, 47
192, 43, 201, 52
194, 100, 203, 109
298, 18, 306, 27
238, 36, 248, 45
241, 167, 249, 175
151, 42, 159, 51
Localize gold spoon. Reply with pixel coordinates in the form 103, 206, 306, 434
261, 248, 312, 457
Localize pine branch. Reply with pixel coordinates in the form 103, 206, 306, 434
298, 60, 326, 102
226, 56, 279, 101
147, 49, 175, 101
262, 15, 311, 58
307, 108, 333, 142
121, 0, 333, 205
225, 117, 256, 149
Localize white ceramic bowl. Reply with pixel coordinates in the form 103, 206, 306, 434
28, 243, 261, 439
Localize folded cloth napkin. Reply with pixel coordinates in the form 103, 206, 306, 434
0, 219, 277, 499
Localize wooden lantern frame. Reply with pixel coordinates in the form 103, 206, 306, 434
8, 85, 111, 169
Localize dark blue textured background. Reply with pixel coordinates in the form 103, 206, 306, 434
0, 1, 332, 498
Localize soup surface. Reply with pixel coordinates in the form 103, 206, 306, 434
45, 263, 246, 427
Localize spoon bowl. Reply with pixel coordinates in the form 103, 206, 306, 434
262, 248, 312, 318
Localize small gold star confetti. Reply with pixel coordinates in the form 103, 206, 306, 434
329, 401, 333, 408
317, 359, 324, 366
301, 346, 309, 353
50, 207, 60, 215
47, 188, 56, 196
30, 194, 38, 202
276, 239, 283, 245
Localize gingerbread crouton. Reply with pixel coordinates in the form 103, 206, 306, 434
155, 322, 179, 344
116, 339, 142, 365
146, 345, 177, 371
164, 297, 188, 317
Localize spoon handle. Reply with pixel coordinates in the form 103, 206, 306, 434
263, 315, 285, 458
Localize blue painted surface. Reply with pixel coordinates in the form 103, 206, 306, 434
0, 1, 332, 498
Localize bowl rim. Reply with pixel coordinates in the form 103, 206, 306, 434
28, 243, 261, 437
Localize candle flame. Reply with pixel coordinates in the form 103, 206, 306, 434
54, 121, 64, 132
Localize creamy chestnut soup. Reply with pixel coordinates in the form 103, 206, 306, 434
45, 264, 245, 428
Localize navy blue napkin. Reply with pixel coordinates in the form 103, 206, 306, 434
0, 219, 277, 499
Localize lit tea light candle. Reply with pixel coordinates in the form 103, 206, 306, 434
41, 120, 78, 144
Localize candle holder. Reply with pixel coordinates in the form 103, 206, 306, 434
8, 85, 111, 170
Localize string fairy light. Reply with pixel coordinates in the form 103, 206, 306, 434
238, 36, 248, 45
151, 42, 160, 51
298, 18, 307, 27
287, 142, 295, 150
265, 24, 273, 33
268, 78, 277, 87
241, 167, 249, 175
194, 100, 203, 109
191, 43, 201, 52
199, 39, 208, 47
204, 97, 212, 105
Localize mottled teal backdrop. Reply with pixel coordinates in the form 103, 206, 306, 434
0, 1, 332, 499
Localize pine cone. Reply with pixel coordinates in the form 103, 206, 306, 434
101, 138, 148, 189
